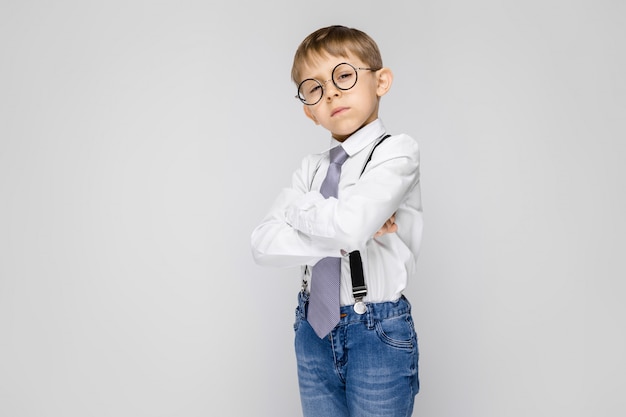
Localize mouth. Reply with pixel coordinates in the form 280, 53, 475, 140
331, 107, 349, 117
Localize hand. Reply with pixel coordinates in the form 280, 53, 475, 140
374, 213, 398, 238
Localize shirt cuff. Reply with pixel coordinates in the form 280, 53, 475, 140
284, 191, 324, 234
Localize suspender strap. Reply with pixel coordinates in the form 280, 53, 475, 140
348, 250, 367, 298
301, 134, 393, 307
360, 134, 391, 177
349, 134, 392, 303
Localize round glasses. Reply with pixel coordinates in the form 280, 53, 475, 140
296, 62, 380, 105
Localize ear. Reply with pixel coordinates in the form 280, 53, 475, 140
375, 67, 393, 97
303, 105, 320, 125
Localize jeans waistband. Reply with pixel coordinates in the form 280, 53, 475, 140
297, 291, 411, 325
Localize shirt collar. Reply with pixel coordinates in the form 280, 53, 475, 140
330, 119, 386, 157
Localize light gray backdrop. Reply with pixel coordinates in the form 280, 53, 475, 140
1, 1, 624, 416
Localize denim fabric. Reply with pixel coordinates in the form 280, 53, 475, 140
294, 292, 419, 417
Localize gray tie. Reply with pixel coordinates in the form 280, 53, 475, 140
308, 145, 349, 338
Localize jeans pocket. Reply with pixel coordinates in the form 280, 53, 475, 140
374, 314, 415, 350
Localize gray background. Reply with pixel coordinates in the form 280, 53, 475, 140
1, 0, 624, 416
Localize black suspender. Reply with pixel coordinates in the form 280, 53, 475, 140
303, 133, 392, 313
360, 134, 391, 177
349, 134, 391, 311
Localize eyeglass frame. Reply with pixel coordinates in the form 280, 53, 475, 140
295, 62, 381, 106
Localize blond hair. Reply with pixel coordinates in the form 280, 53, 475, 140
291, 25, 383, 84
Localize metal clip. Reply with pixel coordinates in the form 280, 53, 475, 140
353, 299, 367, 314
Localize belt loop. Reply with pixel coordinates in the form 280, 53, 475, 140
298, 291, 309, 319
366, 304, 374, 329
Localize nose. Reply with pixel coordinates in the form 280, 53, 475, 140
323, 79, 341, 101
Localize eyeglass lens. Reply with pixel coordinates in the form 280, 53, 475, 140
297, 63, 358, 105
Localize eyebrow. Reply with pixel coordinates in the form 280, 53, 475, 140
301, 61, 361, 81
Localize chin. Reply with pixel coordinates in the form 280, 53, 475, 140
331, 130, 355, 142
330, 125, 361, 140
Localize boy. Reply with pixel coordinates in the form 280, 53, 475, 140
251, 25, 422, 417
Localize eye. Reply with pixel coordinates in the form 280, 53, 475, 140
336, 71, 354, 81
308, 84, 322, 95
298, 79, 323, 101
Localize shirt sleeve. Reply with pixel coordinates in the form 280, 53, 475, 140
284, 134, 420, 251
250, 155, 344, 268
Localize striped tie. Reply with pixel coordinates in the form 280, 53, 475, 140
308, 145, 349, 338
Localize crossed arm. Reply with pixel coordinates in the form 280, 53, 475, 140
251, 135, 418, 267
375, 213, 397, 237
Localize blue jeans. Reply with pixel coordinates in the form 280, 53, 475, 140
294, 292, 419, 417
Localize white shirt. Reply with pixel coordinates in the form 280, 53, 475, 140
251, 119, 423, 305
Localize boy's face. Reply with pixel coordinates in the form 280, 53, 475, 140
299, 53, 393, 142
